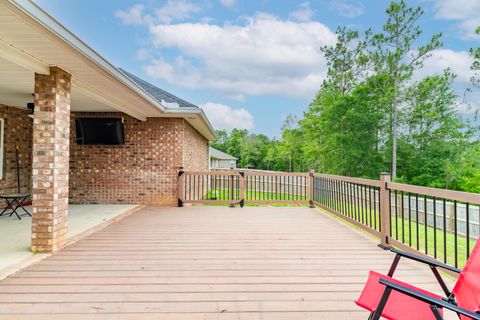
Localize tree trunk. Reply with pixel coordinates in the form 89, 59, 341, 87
391, 77, 398, 180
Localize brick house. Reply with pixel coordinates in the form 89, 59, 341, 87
0, 0, 215, 252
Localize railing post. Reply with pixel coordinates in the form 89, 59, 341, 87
229, 172, 235, 208
239, 171, 245, 208
309, 169, 315, 208
379, 172, 391, 249
177, 168, 184, 207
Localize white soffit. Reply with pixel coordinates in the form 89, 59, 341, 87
0, 0, 160, 120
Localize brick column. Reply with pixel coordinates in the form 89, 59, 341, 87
31, 67, 71, 253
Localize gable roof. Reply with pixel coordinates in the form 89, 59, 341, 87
119, 69, 199, 110
209, 147, 237, 160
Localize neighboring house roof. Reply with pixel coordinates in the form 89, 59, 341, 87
209, 147, 237, 160
119, 69, 199, 110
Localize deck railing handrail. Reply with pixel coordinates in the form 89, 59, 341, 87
314, 173, 383, 188
387, 181, 480, 205
177, 168, 479, 271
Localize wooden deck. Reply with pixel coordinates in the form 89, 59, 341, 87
0, 206, 455, 319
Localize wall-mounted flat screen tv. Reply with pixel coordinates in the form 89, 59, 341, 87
75, 117, 125, 145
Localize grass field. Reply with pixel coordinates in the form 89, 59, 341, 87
203, 189, 307, 203
390, 216, 476, 268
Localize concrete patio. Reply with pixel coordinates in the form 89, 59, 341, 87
0, 204, 137, 273
0, 206, 457, 319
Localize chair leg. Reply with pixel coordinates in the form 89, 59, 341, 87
430, 305, 444, 320
387, 254, 401, 277
370, 287, 393, 320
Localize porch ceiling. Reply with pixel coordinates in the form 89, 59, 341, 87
0, 56, 117, 112
0, 2, 160, 120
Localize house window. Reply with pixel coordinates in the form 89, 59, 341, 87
0, 118, 3, 180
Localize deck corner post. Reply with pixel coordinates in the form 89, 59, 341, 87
379, 172, 391, 249
177, 169, 184, 207
239, 171, 245, 208
309, 168, 315, 208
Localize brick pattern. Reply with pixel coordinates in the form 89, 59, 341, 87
182, 121, 209, 171
69, 114, 207, 205
31, 67, 71, 253
0, 106, 33, 196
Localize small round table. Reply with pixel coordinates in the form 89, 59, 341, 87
0, 194, 31, 220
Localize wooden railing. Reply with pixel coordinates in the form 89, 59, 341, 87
178, 169, 310, 207
177, 169, 480, 270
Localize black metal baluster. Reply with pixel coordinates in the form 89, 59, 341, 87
359, 185, 364, 224
454, 200, 458, 268
353, 183, 357, 220
424, 195, 428, 255
416, 194, 419, 250
466, 202, 470, 261
373, 187, 377, 230
348, 182, 352, 217
394, 190, 398, 240
443, 198, 447, 263
408, 193, 412, 246
367, 186, 375, 228
401, 191, 405, 243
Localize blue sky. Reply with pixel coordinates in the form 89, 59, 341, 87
34, 0, 480, 138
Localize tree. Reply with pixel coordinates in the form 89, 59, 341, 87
321, 27, 371, 95
277, 115, 306, 172
402, 70, 471, 188
470, 27, 480, 87
302, 75, 390, 177
371, 0, 442, 179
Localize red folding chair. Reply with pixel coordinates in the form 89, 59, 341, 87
355, 238, 480, 320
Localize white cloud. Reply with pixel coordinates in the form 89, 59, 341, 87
414, 49, 474, 84
116, 4, 146, 25
289, 2, 314, 22
413, 49, 479, 113
219, 0, 235, 9
142, 13, 336, 99
116, 1, 202, 26
200, 102, 254, 131
329, 0, 364, 18
433, 0, 480, 40
155, 0, 202, 24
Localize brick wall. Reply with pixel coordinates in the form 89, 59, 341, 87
182, 121, 209, 171
0, 105, 33, 196
0, 107, 208, 206
69, 112, 208, 205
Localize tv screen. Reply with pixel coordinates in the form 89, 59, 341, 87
75, 117, 125, 145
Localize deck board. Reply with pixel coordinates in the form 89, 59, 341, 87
0, 206, 456, 319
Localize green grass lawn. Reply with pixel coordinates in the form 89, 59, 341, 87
203, 189, 307, 201
390, 216, 476, 268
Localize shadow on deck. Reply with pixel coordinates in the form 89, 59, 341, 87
0, 206, 455, 319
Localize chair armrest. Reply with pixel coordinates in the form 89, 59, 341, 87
390, 248, 461, 273
379, 279, 480, 320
